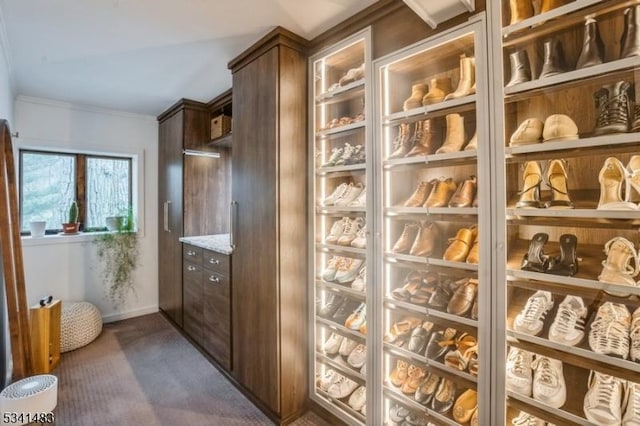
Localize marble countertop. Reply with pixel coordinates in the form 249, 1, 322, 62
179, 234, 232, 255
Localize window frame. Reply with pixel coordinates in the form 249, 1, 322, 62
18, 148, 134, 235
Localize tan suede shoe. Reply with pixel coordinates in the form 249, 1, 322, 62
424, 178, 457, 208
448, 176, 477, 208
404, 181, 431, 207
410, 221, 440, 257
443, 226, 477, 262
392, 222, 419, 254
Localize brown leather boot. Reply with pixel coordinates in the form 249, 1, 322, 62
422, 78, 453, 105
506, 50, 532, 87
621, 6, 640, 58
445, 56, 475, 100
448, 176, 477, 208
392, 223, 419, 254
424, 178, 458, 208
406, 120, 433, 157
576, 18, 604, 69
389, 123, 412, 159
509, 0, 533, 25
404, 181, 431, 207
436, 114, 467, 154
540, 0, 566, 13
539, 38, 567, 79
410, 221, 440, 257
403, 83, 429, 111
443, 226, 477, 262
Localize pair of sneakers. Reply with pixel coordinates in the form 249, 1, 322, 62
325, 217, 366, 248
589, 302, 640, 361
513, 291, 588, 347
321, 256, 364, 283
321, 333, 366, 369
323, 182, 366, 207
506, 347, 566, 409
321, 143, 365, 168
584, 371, 640, 425
315, 369, 359, 399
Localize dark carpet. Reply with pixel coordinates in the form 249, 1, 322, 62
54, 313, 329, 426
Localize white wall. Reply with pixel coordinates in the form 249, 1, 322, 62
0, 11, 13, 125
14, 96, 158, 322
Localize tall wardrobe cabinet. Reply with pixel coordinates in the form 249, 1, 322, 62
228, 27, 308, 423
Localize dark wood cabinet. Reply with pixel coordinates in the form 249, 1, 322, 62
182, 261, 204, 345
157, 100, 213, 326
228, 27, 308, 423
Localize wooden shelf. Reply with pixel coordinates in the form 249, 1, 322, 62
316, 206, 366, 215
207, 132, 232, 148
317, 163, 366, 176
386, 206, 478, 217
316, 243, 367, 256
317, 317, 366, 343
315, 352, 366, 384
385, 253, 479, 272
383, 298, 479, 329
315, 388, 366, 425
316, 80, 365, 105
317, 280, 366, 300
383, 95, 476, 125
507, 392, 595, 426
316, 120, 366, 138
384, 150, 477, 169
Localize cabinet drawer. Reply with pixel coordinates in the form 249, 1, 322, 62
183, 261, 202, 283
203, 250, 230, 275
183, 244, 203, 263
203, 271, 231, 370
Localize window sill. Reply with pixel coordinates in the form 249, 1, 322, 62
21, 231, 137, 247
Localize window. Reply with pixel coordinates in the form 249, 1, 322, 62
19, 150, 133, 234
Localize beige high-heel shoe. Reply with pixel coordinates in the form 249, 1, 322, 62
599, 237, 640, 297
598, 157, 638, 210
545, 159, 574, 209
515, 161, 543, 208
627, 155, 640, 203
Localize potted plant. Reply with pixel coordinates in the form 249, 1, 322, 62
62, 201, 80, 234
94, 208, 139, 308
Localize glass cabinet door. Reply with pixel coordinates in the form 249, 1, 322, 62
493, 1, 640, 425
375, 16, 490, 426
309, 28, 372, 425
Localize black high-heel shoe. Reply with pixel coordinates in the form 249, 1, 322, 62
547, 234, 578, 276
521, 233, 550, 272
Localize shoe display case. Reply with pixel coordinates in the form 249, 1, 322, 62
374, 16, 490, 426
309, 28, 372, 425
491, 1, 640, 425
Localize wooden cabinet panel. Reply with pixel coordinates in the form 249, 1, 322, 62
203, 270, 231, 370
158, 112, 184, 326
183, 108, 210, 151
203, 249, 230, 275
231, 47, 280, 413
182, 244, 203, 264
183, 262, 204, 345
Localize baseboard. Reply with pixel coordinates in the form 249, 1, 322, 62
307, 399, 348, 426
102, 305, 158, 323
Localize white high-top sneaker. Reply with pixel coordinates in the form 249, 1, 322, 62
531, 356, 566, 408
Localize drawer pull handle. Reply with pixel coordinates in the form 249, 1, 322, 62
208, 275, 220, 283
187, 250, 196, 256
187, 265, 197, 272
208, 258, 220, 265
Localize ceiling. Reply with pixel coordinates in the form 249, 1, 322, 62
0, 0, 379, 116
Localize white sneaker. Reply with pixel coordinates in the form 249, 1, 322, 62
350, 222, 367, 248
316, 369, 337, 392
324, 183, 350, 206
348, 385, 366, 411
339, 337, 358, 357
326, 217, 348, 244
322, 332, 343, 355
335, 183, 364, 206
335, 258, 365, 283
321, 147, 343, 167
321, 256, 343, 281
531, 356, 566, 408
338, 217, 364, 246
512, 411, 545, 426
349, 187, 366, 207
513, 291, 554, 336
335, 143, 357, 166
327, 374, 359, 398
631, 307, 640, 362
351, 265, 366, 292
347, 344, 366, 368
584, 370, 624, 425
589, 302, 630, 359
548, 295, 587, 346
624, 381, 640, 426
506, 347, 533, 396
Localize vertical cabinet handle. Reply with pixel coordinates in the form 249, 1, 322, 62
230, 201, 238, 249
163, 200, 172, 232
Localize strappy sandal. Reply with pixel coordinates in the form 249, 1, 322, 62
628, 155, 640, 203
547, 233, 578, 276
520, 232, 550, 273
444, 334, 478, 371
598, 157, 639, 210
515, 161, 543, 208
545, 159, 574, 209
384, 316, 423, 345
392, 271, 425, 301
599, 236, 640, 297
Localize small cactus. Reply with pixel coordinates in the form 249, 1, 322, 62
68, 201, 78, 224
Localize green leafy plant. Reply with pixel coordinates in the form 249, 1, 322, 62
94, 208, 139, 308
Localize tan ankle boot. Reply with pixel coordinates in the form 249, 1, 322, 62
445, 56, 476, 100
392, 223, 419, 254
410, 221, 440, 257
424, 177, 458, 208
406, 119, 433, 157
509, 0, 534, 25
422, 78, 452, 105
540, 0, 566, 13
403, 83, 428, 111
389, 123, 412, 159
436, 114, 467, 154
404, 181, 431, 207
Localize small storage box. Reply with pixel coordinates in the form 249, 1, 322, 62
211, 114, 232, 139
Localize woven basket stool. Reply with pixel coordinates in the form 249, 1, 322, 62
0, 374, 57, 425
60, 302, 102, 353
